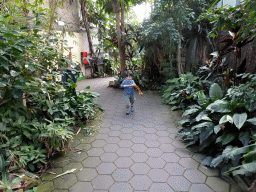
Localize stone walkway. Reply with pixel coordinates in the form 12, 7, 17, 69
38, 77, 242, 192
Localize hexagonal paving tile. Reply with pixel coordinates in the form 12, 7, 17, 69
69, 182, 93, 192
132, 136, 146, 143
148, 169, 169, 182
175, 148, 193, 157
109, 125, 123, 131
92, 175, 114, 190
130, 163, 151, 174
96, 162, 116, 174
112, 169, 134, 182
198, 164, 220, 176
129, 175, 153, 190
156, 131, 169, 137
149, 183, 174, 192
94, 133, 109, 140
164, 163, 185, 175
120, 128, 133, 133
154, 125, 168, 130
167, 176, 191, 191
97, 127, 111, 134
109, 182, 133, 192
206, 177, 230, 192
145, 140, 161, 148
100, 153, 118, 162
70, 139, 80, 148
142, 122, 156, 128
69, 151, 88, 162
114, 157, 133, 168
130, 153, 149, 162
63, 162, 82, 174
157, 137, 173, 144
87, 148, 105, 156
91, 140, 107, 148
103, 144, 120, 152
119, 133, 134, 140
159, 144, 176, 153
144, 134, 159, 140
53, 173, 77, 189
75, 143, 92, 151
146, 157, 166, 168
178, 157, 199, 170
82, 157, 101, 168
143, 128, 157, 134
184, 169, 206, 183
191, 152, 207, 163
106, 137, 121, 144
118, 140, 133, 148
146, 148, 163, 157
122, 122, 134, 128
116, 148, 133, 156
108, 131, 121, 137
131, 144, 147, 152
171, 140, 186, 148
132, 130, 146, 137
132, 124, 145, 130
190, 184, 214, 192
166, 127, 179, 134
77, 168, 98, 181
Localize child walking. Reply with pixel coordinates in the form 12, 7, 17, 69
120, 70, 143, 115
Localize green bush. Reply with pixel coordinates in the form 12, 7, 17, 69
0, 1, 101, 177
163, 72, 256, 176
162, 72, 210, 110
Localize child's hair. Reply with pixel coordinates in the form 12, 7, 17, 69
126, 70, 133, 77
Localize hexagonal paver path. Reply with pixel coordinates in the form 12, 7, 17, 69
40, 77, 236, 192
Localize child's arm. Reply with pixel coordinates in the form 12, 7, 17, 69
130, 82, 143, 96
120, 80, 129, 88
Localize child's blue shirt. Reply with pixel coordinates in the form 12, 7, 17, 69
120, 79, 135, 95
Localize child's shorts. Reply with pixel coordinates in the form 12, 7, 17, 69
125, 95, 135, 108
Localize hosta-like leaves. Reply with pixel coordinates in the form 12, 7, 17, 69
206, 100, 231, 113
239, 132, 250, 146
233, 113, 247, 129
191, 122, 214, 130
182, 108, 199, 117
209, 83, 223, 99
201, 156, 213, 166
247, 117, 256, 125
232, 162, 256, 176
200, 127, 213, 144
214, 124, 223, 134
216, 133, 236, 145
219, 115, 233, 124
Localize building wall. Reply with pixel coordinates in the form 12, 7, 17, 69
216, 0, 241, 7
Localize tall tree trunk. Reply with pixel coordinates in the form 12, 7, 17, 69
80, 0, 94, 76
111, 0, 126, 76
81, 0, 94, 56
177, 26, 183, 76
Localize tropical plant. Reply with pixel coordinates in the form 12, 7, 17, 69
0, 0, 101, 180
162, 72, 209, 110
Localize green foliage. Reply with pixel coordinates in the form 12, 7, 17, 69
164, 72, 256, 176
162, 72, 207, 110
199, 0, 256, 40
0, 0, 101, 178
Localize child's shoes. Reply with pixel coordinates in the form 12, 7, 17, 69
131, 106, 134, 112
126, 109, 130, 115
